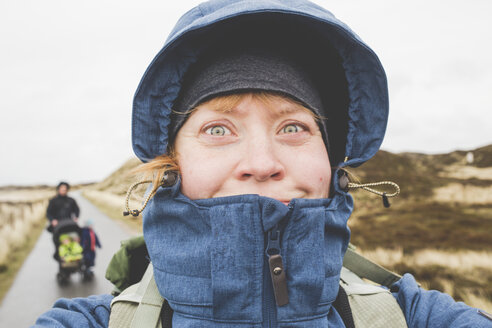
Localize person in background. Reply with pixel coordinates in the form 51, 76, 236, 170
46, 181, 80, 232
80, 218, 101, 273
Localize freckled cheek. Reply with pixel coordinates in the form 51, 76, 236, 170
179, 154, 234, 199
293, 154, 331, 195
312, 174, 331, 198
180, 169, 217, 199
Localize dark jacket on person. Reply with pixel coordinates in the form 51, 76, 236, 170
46, 195, 80, 222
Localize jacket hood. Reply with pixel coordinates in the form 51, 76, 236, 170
132, 0, 388, 167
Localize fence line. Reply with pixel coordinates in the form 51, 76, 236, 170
0, 199, 48, 266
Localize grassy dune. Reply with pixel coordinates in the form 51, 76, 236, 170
349, 144, 492, 311
81, 157, 146, 232
82, 189, 143, 233
349, 201, 491, 251
359, 247, 492, 311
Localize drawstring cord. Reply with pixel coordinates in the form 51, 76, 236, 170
123, 171, 178, 217
347, 181, 400, 208
123, 180, 154, 217
338, 168, 400, 208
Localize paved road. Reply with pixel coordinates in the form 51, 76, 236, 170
0, 192, 136, 327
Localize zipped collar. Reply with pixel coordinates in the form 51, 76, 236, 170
143, 175, 353, 327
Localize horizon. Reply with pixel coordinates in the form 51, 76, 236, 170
2, 142, 490, 188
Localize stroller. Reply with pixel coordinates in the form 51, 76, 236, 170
52, 220, 93, 284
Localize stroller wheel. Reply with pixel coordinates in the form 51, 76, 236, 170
57, 272, 69, 285
82, 269, 94, 282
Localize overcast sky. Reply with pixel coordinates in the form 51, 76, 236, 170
1, 0, 491, 186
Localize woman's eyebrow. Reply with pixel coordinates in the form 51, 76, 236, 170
270, 103, 310, 118
277, 105, 305, 115
206, 100, 309, 117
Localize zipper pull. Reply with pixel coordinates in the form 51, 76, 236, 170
266, 225, 289, 306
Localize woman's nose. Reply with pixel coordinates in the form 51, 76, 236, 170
235, 139, 285, 182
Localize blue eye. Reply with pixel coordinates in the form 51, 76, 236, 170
281, 124, 300, 134
206, 125, 229, 136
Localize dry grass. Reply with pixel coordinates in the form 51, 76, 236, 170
83, 189, 136, 213
433, 183, 492, 204
462, 291, 492, 314
0, 200, 48, 265
349, 201, 492, 252
0, 217, 45, 303
357, 247, 492, 312
360, 248, 492, 272
439, 165, 492, 180
90, 158, 142, 195
0, 187, 54, 202
0, 189, 50, 302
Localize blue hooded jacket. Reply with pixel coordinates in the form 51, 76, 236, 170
34, 0, 491, 327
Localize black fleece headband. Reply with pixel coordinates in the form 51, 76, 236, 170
170, 48, 330, 154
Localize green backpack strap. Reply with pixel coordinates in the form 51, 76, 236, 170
109, 264, 165, 328
131, 265, 164, 328
343, 244, 401, 287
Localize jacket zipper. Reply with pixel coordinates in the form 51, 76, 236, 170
266, 225, 289, 306
263, 254, 276, 327
263, 222, 290, 327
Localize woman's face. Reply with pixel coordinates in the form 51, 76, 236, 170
174, 94, 331, 204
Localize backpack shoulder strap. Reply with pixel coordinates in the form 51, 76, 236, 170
343, 245, 401, 287
333, 285, 356, 328
109, 264, 165, 328
339, 267, 408, 328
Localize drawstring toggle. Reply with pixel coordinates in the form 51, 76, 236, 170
123, 171, 178, 217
